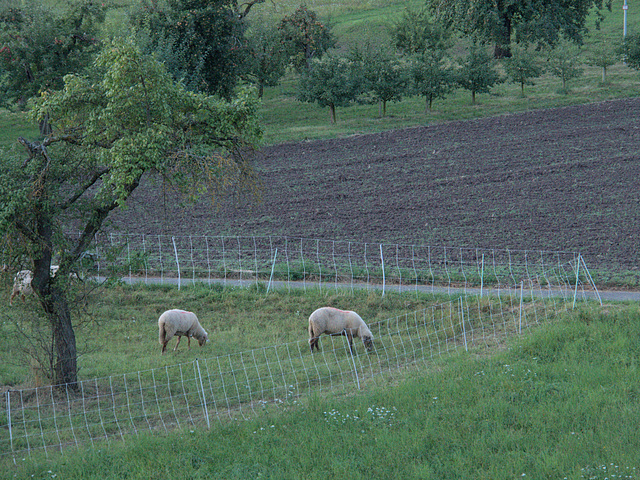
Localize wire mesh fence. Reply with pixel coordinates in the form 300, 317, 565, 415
1, 234, 600, 462
79, 233, 599, 300
1, 281, 579, 462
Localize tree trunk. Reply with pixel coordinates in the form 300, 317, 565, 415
47, 289, 78, 387
493, 10, 513, 58
330, 104, 336, 124
39, 114, 52, 136
30, 209, 78, 387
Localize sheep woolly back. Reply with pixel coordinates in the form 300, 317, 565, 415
158, 309, 208, 345
308, 307, 374, 351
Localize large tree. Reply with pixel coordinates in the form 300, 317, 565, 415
130, 0, 253, 98
0, 0, 105, 129
426, 0, 612, 58
278, 5, 335, 72
390, 6, 451, 55
243, 21, 289, 98
0, 41, 262, 386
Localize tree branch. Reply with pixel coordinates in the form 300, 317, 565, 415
237, 0, 267, 19
58, 166, 111, 211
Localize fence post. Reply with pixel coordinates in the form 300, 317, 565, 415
6, 391, 14, 463
573, 254, 581, 310
519, 281, 524, 334
195, 359, 210, 429
380, 244, 386, 297
172, 237, 181, 290
267, 248, 278, 294
480, 253, 485, 298
460, 297, 468, 352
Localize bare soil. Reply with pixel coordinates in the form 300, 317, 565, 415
107, 97, 640, 272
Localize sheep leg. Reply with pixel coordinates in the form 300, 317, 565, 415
309, 337, 320, 352
347, 333, 354, 354
174, 335, 182, 352
187, 336, 192, 350
161, 342, 168, 355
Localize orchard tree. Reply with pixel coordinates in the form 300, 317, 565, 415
278, 5, 335, 72
621, 33, 640, 70
0, 0, 105, 131
586, 39, 618, 84
244, 21, 289, 97
297, 55, 361, 124
503, 45, 545, 96
426, 0, 612, 58
547, 37, 583, 93
130, 0, 250, 98
350, 45, 407, 117
456, 44, 503, 104
410, 49, 457, 112
0, 41, 262, 386
390, 6, 451, 55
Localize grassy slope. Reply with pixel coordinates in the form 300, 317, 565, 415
5, 296, 640, 479
3, 2, 640, 477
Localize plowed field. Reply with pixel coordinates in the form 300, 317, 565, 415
108, 97, 640, 271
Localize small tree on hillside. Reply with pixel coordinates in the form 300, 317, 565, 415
350, 44, 407, 117
410, 49, 457, 112
244, 21, 289, 97
547, 37, 583, 93
278, 5, 335, 72
0, 41, 262, 386
456, 44, 503, 104
297, 55, 361, 124
586, 39, 619, 84
503, 44, 545, 96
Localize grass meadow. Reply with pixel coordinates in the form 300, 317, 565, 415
2, 1, 640, 478
2, 282, 639, 479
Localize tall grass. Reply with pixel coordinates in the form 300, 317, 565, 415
6, 301, 639, 479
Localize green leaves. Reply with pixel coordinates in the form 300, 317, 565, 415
0, 0, 105, 110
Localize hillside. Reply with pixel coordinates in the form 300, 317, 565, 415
105, 97, 640, 273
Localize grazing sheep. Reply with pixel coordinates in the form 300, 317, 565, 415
158, 309, 209, 355
10, 270, 33, 306
308, 307, 374, 353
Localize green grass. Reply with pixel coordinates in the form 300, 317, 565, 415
5, 297, 640, 479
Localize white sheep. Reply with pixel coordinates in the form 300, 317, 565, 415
8, 265, 76, 305
158, 309, 209, 355
308, 306, 374, 353
10, 270, 34, 305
